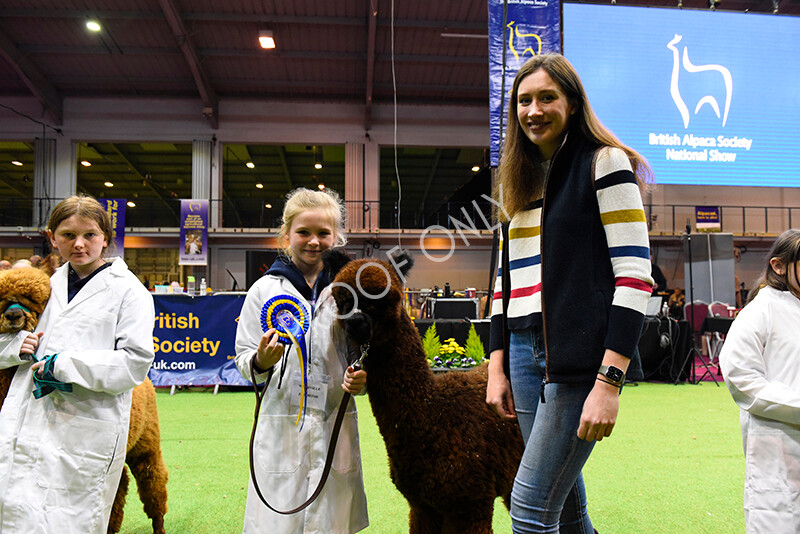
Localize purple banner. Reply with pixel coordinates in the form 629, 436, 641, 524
179, 199, 208, 266
98, 198, 126, 256
488, 0, 562, 167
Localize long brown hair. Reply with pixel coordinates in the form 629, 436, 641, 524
747, 229, 800, 304
495, 54, 653, 222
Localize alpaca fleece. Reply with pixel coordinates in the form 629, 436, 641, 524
329, 254, 524, 534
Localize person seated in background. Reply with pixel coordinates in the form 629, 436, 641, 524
11, 259, 32, 269
0, 260, 10, 271
29, 254, 42, 267
667, 288, 685, 319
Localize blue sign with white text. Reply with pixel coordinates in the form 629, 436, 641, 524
564, 4, 800, 187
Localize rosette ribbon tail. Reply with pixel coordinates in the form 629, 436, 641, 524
276, 310, 309, 430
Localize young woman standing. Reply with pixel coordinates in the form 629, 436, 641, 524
485, 54, 654, 533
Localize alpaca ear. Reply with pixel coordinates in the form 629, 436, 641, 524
389, 249, 414, 277
323, 248, 352, 279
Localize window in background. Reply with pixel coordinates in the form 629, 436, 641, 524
0, 141, 35, 227
379, 147, 490, 229
76, 142, 192, 227
221, 144, 345, 228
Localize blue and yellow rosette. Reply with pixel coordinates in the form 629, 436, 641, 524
260, 295, 310, 430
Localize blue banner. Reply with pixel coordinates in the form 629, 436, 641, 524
179, 199, 208, 266
149, 293, 250, 386
488, 0, 562, 167
98, 199, 125, 256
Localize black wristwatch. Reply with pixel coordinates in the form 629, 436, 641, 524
598, 365, 625, 386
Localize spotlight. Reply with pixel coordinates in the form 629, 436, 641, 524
318, 183, 325, 190
256, 183, 263, 189
259, 30, 276, 49
11, 160, 22, 166
314, 163, 323, 170
246, 161, 255, 169
80, 160, 92, 167
471, 165, 480, 172
86, 20, 101, 32
104, 181, 114, 187
265, 203, 272, 208
127, 201, 136, 208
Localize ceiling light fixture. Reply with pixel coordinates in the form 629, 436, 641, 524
11, 160, 23, 166
471, 165, 481, 172
80, 160, 92, 167
86, 20, 102, 32
127, 201, 136, 208
265, 203, 272, 208
255, 183, 263, 189
318, 183, 325, 190
259, 30, 276, 49
246, 161, 255, 169
314, 163, 323, 170
104, 181, 114, 187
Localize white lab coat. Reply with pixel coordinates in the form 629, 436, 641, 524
235, 274, 368, 534
0, 258, 155, 534
719, 286, 800, 533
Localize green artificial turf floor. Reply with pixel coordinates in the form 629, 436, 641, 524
119, 381, 745, 533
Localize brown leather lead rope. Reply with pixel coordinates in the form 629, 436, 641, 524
247, 344, 367, 515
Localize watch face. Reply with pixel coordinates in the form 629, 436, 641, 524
606, 366, 624, 382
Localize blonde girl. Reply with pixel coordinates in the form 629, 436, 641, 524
235, 187, 368, 534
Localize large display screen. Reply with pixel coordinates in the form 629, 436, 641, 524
563, 4, 800, 187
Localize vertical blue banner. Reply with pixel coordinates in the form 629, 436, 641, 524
179, 199, 208, 266
488, 0, 562, 167
98, 198, 126, 256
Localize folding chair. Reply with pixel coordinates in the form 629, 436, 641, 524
707, 301, 731, 371
682, 300, 719, 385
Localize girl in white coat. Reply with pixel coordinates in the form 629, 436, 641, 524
720, 229, 800, 533
235, 187, 368, 534
0, 195, 155, 533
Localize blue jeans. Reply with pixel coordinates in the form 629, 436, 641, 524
509, 327, 596, 534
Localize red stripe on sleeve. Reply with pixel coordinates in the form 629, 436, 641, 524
615, 277, 653, 293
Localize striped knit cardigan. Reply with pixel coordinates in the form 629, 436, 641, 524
489, 133, 653, 384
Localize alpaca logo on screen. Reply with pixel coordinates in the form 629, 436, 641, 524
667, 34, 732, 128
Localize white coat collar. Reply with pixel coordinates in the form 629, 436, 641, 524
50, 257, 128, 311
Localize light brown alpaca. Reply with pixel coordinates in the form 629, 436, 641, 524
0, 267, 168, 534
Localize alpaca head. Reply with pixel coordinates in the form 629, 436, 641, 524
0, 267, 51, 334
326, 250, 414, 346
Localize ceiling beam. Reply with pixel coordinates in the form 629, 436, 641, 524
156, 0, 219, 129
276, 147, 294, 189
0, 8, 489, 30
364, 0, 378, 131
98, 143, 180, 221
0, 173, 28, 196
0, 27, 63, 125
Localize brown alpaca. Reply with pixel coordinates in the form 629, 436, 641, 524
0, 267, 168, 534
327, 251, 524, 534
